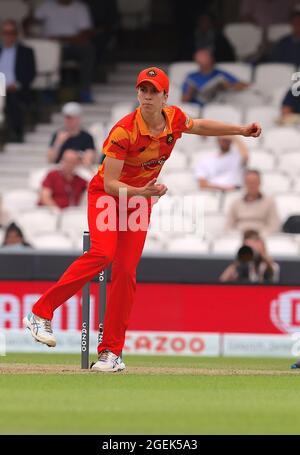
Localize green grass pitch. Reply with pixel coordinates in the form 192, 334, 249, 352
0, 353, 300, 435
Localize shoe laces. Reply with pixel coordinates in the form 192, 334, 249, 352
38, 317, 52, 334
99, 350, 116, 362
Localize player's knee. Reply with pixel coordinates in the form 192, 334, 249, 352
114, 261, 137, 277
90, 244, 115, 265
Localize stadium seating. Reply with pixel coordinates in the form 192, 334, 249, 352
262, 127, 300, 152
0, 0, 29, 22
265, 234, 299, 257
274, 194, 300, 222
269, 86, 290, 108
203, 213, 226, 241
168, 62, 198, 88
148, 212, 197, 240
247, 150, 276, 172
150, 194, 174, 214
277, 151, 300, 176
28, 167, 54, 192
0, 228, 4, 245
88, 122, 106, 157
30, 232, 74, 250
2, 189, 38, 219
261, 172, 291, 194
59, 207, 88, 240
189, 150, 214, 170
211, 235, 242, 255
216, 62, 253, 83
142, 236, 166, 254
174, 132, 203, 154
23, 39, 61, 90
161, 149, 187, 172
117, 0, 151, 29
15, 208, 59, 238
181, 192, 221, 216
293, 176, 300, 193
244, 106, 279, 131
267, 24, 292, 43
110, 102, 135, 123
167, 236, 210, 254
167, 85, 182, 105
224, 23, 263, 60
162, 171, 198, 195
202, 104, 242, 124
177, 103, 200, 118
254, 63, 295, 98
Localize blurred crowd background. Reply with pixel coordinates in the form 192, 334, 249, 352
1, 0, 300, 284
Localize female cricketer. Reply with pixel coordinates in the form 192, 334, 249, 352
24, 67, 261, 372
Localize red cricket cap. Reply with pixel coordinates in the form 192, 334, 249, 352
136, 67, 169, 93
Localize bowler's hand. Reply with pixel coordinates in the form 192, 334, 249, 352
140, 179, 168, 198
241, 122, 262, 138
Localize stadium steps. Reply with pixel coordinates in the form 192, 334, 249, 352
51, 113, 108, 126
3, 143, 46, 153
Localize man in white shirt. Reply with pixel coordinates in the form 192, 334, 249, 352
33, 0, 95, 102
195, 136, 249, 191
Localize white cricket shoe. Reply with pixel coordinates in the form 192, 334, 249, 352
23, 311, 56, 347
91, 350, 125, 372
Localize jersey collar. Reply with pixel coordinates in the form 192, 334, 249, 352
136, 107, 172, 138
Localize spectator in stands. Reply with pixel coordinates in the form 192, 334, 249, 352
1, 222, 32, 249
279, 87, 300, 124
195, 136, 248, 191
47, 102, 96, 167
182, 48, 248, 106
225, 169, 280, 235
39, 149, 88, 210
0, 197, 9, 228
0, 19, 36, 142
219, 229, 280, 283
239, 0, 298, 27
194, 13, 235, 62
83, 0, 120, 77
270, 5, 300, 66
29, 0, 95, 103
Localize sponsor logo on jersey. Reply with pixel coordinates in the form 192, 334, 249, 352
166, 134, 174, 145
142, 155, 168, 169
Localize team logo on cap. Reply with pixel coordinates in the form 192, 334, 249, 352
147, 69, 157, 77
166, 134, 174, 145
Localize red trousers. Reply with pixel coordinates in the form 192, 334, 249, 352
33, 174, 149, 356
